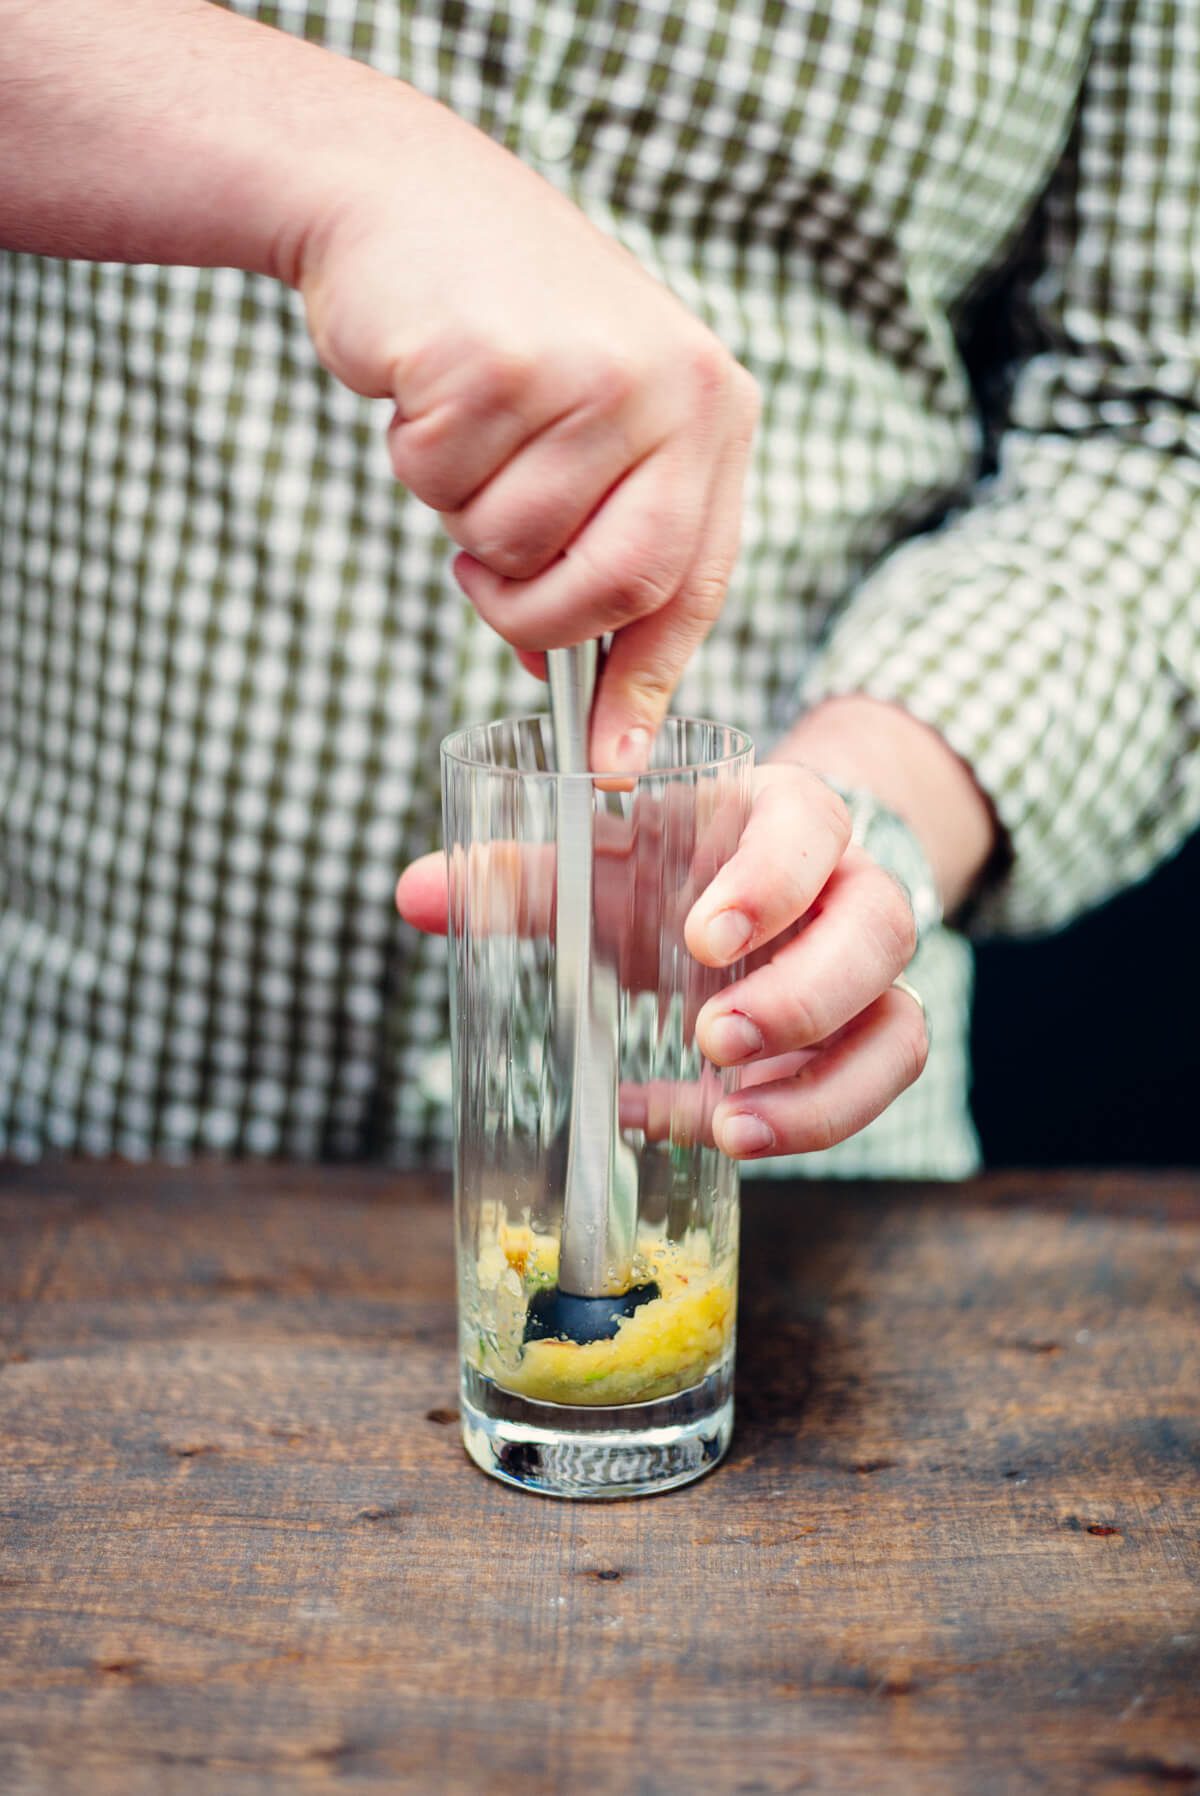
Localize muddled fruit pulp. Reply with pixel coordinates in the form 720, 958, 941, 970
464, 1208, 736, 1407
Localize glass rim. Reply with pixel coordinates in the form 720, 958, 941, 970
440, 713, 755, 781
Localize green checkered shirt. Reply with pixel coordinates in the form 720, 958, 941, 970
1, 0, 1197, 1172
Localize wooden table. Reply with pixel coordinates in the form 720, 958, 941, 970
1, 1163, 1197, 1795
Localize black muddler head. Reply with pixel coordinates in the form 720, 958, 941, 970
523, 1281, 660, 1346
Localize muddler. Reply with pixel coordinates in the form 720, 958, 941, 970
523, 645, 659, 1346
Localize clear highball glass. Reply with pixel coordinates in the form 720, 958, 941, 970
441, 715, 754, 1498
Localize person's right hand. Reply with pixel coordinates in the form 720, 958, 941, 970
1, 6, 754, 763
293, 89, 759, 769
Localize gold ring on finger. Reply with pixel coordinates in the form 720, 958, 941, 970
891, 973, 930, 1047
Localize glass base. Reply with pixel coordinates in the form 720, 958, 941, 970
459, 1359, 734, 1499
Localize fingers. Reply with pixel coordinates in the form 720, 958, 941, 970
439, 397, 646, 582
386, 343, 569, 515
396, 844, 557, 939
618, 1050, 819, 1148
391, 328, 717, 536
684, 765, 851, 968
395, 853, 450, 935
453, 441, 706, 653
694, 845, 916, 1065
618, 1069, 725, 1148
389, 397, 536, 520
396, 831, 627, 942
402, 802, 930, 1163
453, 355, 759, 767
683, 771, 925, 1159
711, 984, 930, 1158
588, 382, 756, 771
302, 125, 757, 713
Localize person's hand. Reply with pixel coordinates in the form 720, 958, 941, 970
682, 764, 927, 1158
397, 763, 929, 1158
1, 0, 755, 757
294, 90, 759, 770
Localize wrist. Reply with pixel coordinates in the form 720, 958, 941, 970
266, 75, 447, 291
820, 780, 943, 942
771, 695, 1001, 919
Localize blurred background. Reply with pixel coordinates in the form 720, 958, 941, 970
971, 827, 1198, 1166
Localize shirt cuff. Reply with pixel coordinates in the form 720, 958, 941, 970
798, 500, 1200, 938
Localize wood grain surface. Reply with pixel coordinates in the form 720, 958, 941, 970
1, 1162, 1197, 1796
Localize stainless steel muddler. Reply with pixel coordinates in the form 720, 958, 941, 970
522, 645, 658, 1346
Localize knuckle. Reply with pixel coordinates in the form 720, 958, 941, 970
392, 410, 476, 512
604, 556, 677, 626
766, 862, 821, 926
465, 518, 557, 581
452, 483, 572, 581
779, 984, 828, 1048
862, 871, 918, 968
622, 665, 676, 717
798, 1104, 842, 1156
819, 784, 853, 854
582, 351, 638, 415
477, 538, 544, 580
386, 425, 415, 488
685, 333, 733, 409
684, 569, 729, 628
314, 313, 355, 385
396, 452, 469, 514
894, 1004, 929, 1090
501, 615, 548, 651
468, 342, 536, 411
482, 604, 546, 651
426, 479, 469, 512
422, 470, 475, 514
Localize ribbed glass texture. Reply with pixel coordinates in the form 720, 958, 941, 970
441, 715, 753, 1497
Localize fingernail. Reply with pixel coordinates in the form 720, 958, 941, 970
706, 1010, 763, 1064
615, 727, 652, 771
705, 909, 754, 962
719, 1112, 775, 1157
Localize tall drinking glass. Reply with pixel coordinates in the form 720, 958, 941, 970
442, 715, 754, 1498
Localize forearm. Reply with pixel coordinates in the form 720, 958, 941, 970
794, 0, 1200, 941
797, 441, 1200, 937
0, 0, 424, 282
770, 696, 999, 921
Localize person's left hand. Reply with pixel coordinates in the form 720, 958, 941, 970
678, 762, 927, 1157
397, 761, 929, 1160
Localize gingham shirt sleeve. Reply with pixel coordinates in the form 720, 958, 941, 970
801, 0, 1200, 937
